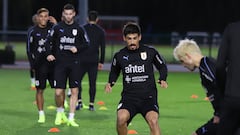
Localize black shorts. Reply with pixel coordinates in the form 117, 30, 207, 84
54, 59, 80, 89
117, 96, 159, 124
35, 62, 55, 89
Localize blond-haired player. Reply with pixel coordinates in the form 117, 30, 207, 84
173, 39, 223, 135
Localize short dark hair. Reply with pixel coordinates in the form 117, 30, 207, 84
88, 10, 98, 21
122, 22, 141, 37
63, 3, 75, 11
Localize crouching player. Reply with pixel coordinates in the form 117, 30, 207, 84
105, 22, 168, 135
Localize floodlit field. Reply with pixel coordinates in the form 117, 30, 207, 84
0, 69, 213, 135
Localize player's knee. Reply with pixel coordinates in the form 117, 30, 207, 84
145, 112, 159, 127
70, 88, 78, 95
55, 90, 63, 97
117, 109, 130, 127
55, 92, 62, 97
147, 117, 159, 128
117, 115, 128, 127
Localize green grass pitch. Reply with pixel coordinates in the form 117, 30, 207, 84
0, 41, 219, 63
0, 69, 213, 135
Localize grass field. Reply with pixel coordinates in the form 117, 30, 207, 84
0, 41, 219, 63
0, 69, 213, 135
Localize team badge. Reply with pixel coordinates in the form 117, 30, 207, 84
140, 52, 147, 60
72, 29, 77, 36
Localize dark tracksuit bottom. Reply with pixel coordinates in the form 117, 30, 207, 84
78, 62, 98, 103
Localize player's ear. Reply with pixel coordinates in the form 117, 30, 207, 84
185, 53, 192, 59
123, 35, 126, 41
138, 34, 142, 41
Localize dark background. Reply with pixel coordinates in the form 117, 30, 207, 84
1, 0, 240, 33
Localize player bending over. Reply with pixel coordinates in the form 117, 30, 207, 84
173, 39, 223, 135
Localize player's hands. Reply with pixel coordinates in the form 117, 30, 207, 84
213, 115, 220, 124
105, 83, 112, 93
98, 63, 103, 70
47, 55, 55, 61
48, 16, 57, 24
70, 46, 77, 53
158, 80, 168, 88
30, 68, 35, 72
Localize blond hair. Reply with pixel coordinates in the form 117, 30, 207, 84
37, 8, 49, 15
173, 39, 202, 61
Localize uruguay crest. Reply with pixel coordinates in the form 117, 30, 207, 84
72, 29, 77, 36
140, 52, 147, 60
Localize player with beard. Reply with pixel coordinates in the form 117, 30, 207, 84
173, 39, 223, 135
45, 4, 89, 127
105, 22, 168, 135
27, 8, 57, 123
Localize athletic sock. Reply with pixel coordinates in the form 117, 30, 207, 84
57, 107, 64, 113
68, 113, 75, 121
89, 103, 95, 111
39, 110, 45, 115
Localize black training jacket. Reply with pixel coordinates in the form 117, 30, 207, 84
45, 21, 89, 61
26, 24, 53, 68
199, 57, 223, 116
108, 44, 168, 99
79, 23, 105, 64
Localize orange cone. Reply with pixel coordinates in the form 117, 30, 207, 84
97, 101, 105, 105
128, 129, 138, 134
48, 127, 60, 133
31, 86, 36, 90
191, 94, 198, 99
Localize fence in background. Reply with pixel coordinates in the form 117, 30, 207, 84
0, 30, 222, 63
171, 31, 222, 57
